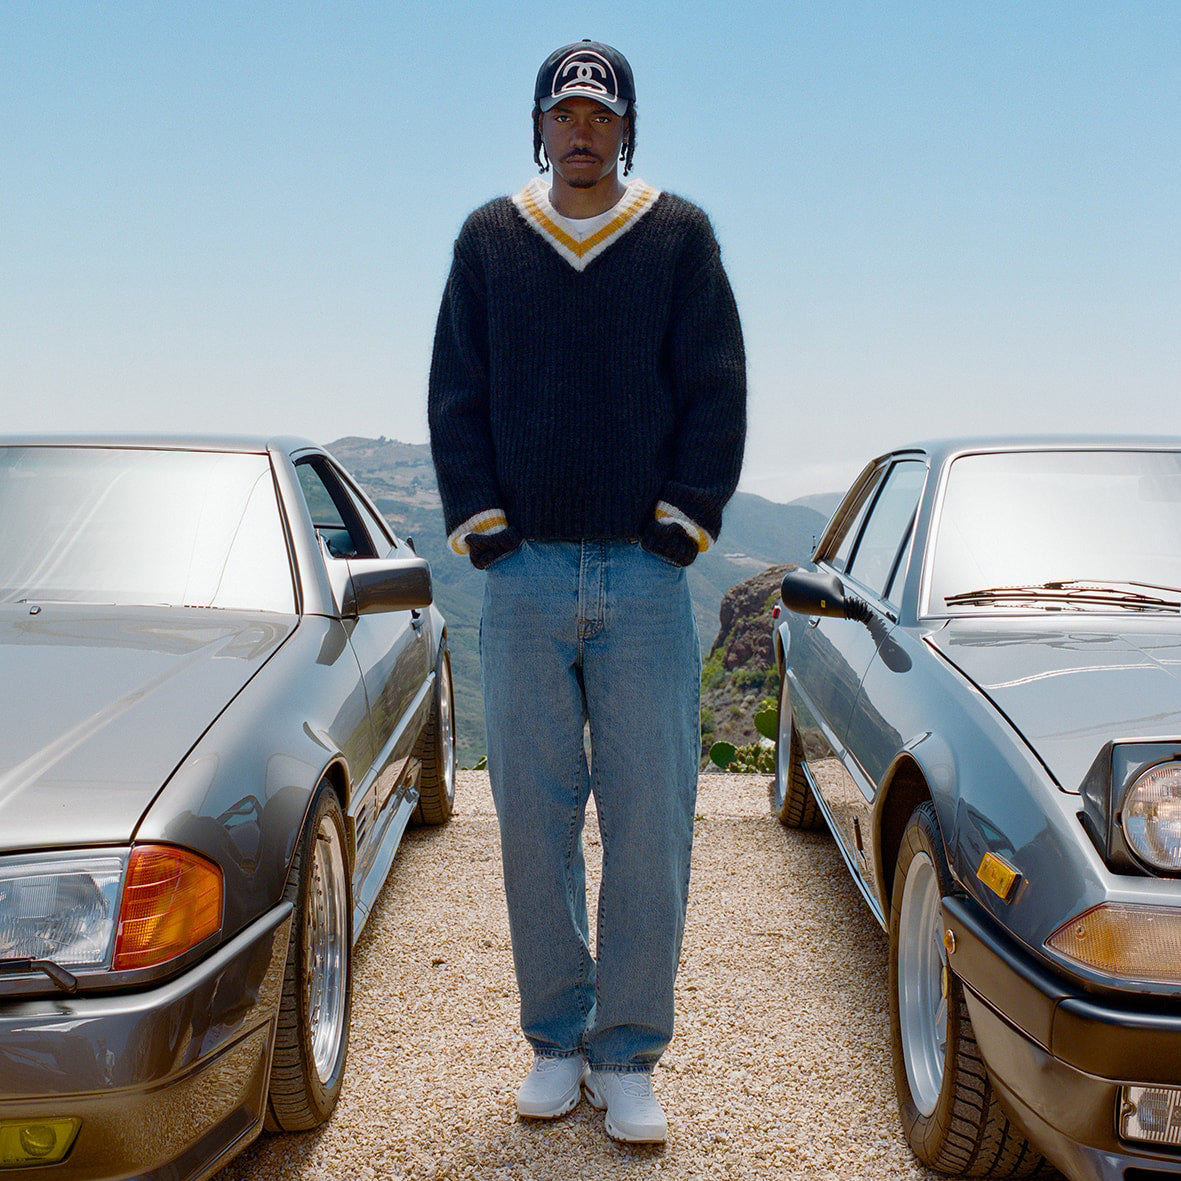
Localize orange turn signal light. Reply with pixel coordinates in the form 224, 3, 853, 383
1046, 902, 1181, 985
976, 852, 1021, 903
112, 846, 223, 971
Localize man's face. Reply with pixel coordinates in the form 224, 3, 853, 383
539, 97, 627, 191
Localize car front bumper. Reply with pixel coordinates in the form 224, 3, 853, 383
944, 893, 1181, 1181
0, 904, 291, 1181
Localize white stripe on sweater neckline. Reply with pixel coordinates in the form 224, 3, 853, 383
511, 177, 661, 271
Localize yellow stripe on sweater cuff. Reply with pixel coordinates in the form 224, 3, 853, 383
448, 510, 508, 556
655, 502, 712, 554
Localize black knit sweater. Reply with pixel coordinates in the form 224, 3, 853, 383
428, 188, 746, 565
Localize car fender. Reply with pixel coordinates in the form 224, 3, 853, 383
134, 616, 372, 944
865, 661, 1112, 958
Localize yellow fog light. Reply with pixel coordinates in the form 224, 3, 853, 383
1045, 903, 1181, 984
0, 1118, 80, 1167
1121, 1085, 1181, 1147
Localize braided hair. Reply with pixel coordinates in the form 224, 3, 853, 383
533, 105, 637, 177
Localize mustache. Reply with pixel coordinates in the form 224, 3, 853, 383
561, 150, 602, 163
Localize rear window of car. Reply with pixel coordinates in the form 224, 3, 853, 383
0, 446, 296, 613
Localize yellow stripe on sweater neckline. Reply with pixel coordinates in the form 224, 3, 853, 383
512, 178, 661, 271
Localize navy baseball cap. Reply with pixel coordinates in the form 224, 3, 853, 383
534, 40, 635, 117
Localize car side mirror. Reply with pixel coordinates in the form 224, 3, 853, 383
780, 567, 871, 622
346, 556, 433, 616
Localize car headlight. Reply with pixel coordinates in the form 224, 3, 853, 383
0, 854, 126, 967
1122, 762, 1181, 873
0, 846, 223, 978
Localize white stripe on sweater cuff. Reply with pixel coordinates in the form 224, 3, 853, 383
655, 502, 712, 554
447, 509, 508, 556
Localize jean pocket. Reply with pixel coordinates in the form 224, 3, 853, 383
639, 543, 688, 571
484, 539, 526, 571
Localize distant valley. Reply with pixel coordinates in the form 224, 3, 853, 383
327, 437, 839, 766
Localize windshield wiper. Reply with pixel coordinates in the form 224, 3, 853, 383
0, 957, 79, 993
945, 579, 1181, 613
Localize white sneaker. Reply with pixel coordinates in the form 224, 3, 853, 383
583, 1069, 668, 1143
516, 1053, 589, 1118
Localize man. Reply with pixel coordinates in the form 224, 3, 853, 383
428, 39, 745, 1144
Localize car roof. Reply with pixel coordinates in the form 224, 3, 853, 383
0, 433, 320, 455
876, 435, 1181, 469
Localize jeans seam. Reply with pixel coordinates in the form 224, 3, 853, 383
590, 750, 609, 1048
565, 732, 591, 1040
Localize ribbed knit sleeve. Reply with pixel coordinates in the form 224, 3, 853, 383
428, 215, 504, 541
658, 207, 747, 543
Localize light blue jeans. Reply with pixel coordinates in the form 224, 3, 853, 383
480, 540, 701, 1072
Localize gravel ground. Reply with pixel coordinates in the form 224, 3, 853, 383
219, 770, 949, 1181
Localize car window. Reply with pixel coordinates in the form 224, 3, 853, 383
828, 467, 885, 573
0, 447, 295, 612
295, 459, 377, 560
337, 470, 395, 557
845, 460, 927, 601
929, 449, 1181, 611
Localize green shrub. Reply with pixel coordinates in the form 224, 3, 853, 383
707, 695, 779, 773
699, 708, 716, 755
700, 647, 726, 692
754, 696, 778, 740
734, 666, 777, 693
708, 738, 775, 773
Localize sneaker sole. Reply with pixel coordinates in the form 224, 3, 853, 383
603, 1114, 667, 1144
519, 1086, 583, 1114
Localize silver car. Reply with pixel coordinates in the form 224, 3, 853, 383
0, 436, 455, 1179
773, 438, 1181, 1181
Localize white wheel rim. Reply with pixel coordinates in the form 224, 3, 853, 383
774, 681, 790, 809
307, 813, 349, 1082
898, 850, 948, 1116
439, 657, 456, 807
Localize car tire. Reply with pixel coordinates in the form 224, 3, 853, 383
889, 802, 1047, 1177
771, 677, 823, 829
411, 646, 456, 826
266, 786, 352, 1132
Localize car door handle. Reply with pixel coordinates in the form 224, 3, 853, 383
807, 616, 820, 629
411, 610, 424, 632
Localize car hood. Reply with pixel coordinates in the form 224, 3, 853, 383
927, 617, 1181, 791
0, 605, 295, 850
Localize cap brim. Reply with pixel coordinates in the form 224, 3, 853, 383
539, 90, 629, 117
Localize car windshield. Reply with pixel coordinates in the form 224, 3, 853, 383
929, 449, 1181, 614
0, 446, 296, 612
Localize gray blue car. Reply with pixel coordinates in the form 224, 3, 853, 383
773, 438, 1181, 1181
0, 436, 454, 1179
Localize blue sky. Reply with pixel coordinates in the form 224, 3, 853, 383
3, 1, 1178, 504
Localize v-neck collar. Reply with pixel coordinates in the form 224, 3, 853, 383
512, 177, 661, 272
